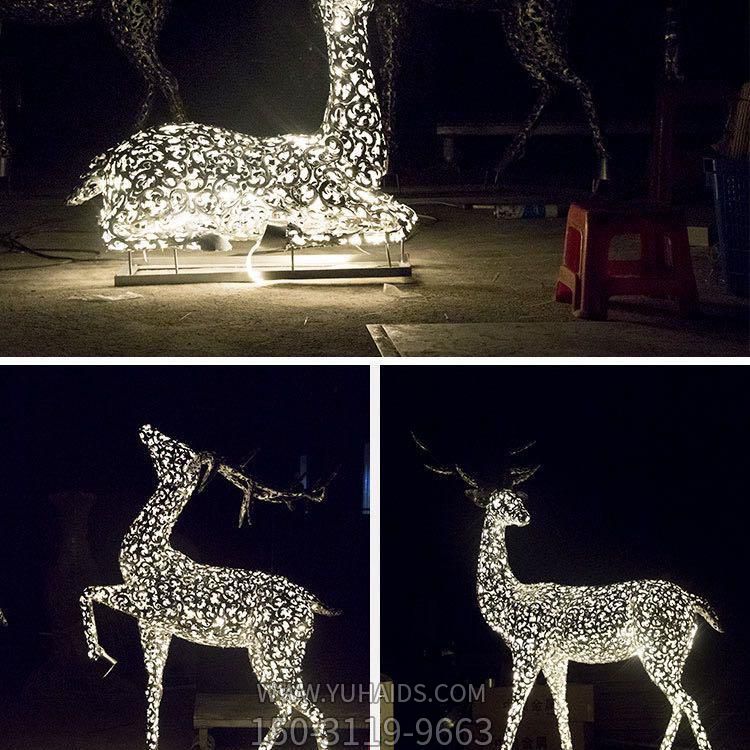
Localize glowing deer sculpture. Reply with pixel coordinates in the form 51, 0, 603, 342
81, 425, 340, 750
68, 0, 417, 262
414, 435, 721, 750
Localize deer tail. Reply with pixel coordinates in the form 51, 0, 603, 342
311, 597, 342, 617
692, 595, 723, 633
67, 150, 111, 205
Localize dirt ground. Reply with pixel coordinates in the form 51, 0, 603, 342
0, 192, 746, 357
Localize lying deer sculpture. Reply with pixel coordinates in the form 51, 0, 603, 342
81, 425, 339, 750
414, 435, 721, 750
68, 0, 417, 259
0, 0, 185, 159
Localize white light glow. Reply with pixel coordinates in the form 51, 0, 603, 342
81, 425, 339, 750
68, 0, 417, 266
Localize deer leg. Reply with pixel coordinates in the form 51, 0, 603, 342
250, 626, 330, 750
561, 71, 608, 163
139, 624, 172, 750
103, 0, 186, 127
501, 660, 538, 750
0, 84, 9, 160
291, 691, 329, 750
80, 584, 135, 672
543, 661, 572, 750
494, 83, 552, 184
641, 647, 712, 750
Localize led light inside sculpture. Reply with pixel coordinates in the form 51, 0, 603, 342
81, 425, 340, 750
374, 0, 608, 181
414, 435, 721, 750
68, 0, 418, 272
0, 0, 185, 160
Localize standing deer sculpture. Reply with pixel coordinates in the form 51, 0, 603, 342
81, 425, 340, 750
414, 435, 721, 750
68, 0, 417, 261
373, 0, 608, 182
0, 0, 185, 160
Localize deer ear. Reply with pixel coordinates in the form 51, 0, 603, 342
465, 489, 486, 507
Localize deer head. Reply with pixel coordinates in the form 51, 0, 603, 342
412, 432, 540, 527
318, 0, 373, 30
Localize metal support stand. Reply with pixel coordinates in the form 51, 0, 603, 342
114, 249, 412, 287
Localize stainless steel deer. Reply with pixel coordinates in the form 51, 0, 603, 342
81, 425, 339, 750
414, 435, 721, 750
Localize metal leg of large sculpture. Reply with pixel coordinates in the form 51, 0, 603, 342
496, 0, 608, 187
104, 0, 186, 127
493, 82, 552, 183
0, 23, 9, 166
374, 0, 402, 175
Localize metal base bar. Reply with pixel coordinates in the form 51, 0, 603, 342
114, 260, 412, 287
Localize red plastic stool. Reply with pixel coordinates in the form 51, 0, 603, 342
554, 200, 699, 320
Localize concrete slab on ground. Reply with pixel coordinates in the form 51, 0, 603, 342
368, 321, 748, 357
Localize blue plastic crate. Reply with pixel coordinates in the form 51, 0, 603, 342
704, 156, 750, 297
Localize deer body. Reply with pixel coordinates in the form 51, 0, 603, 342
68, 0, 417, 254
476, 494, 720, 750
0, 0, 185, 158
81, 425, 337, 750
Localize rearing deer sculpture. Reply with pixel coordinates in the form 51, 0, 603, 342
414, 435, 721, 750
81, 425, 340, 750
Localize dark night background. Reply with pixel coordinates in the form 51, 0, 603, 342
382, 366, 749, 748
0, 366, 369, 722
0, 0, 747, 187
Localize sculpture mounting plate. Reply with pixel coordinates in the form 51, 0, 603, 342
114, 254, 412, 287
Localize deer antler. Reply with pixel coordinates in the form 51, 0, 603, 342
504, 439, 541, 487
411, 432, 482, 491
219, 460, 335, 527
412, 432, 540, 497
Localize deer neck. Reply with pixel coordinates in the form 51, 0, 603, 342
320, 8, 386, 181
476, 515, 520, 628
120, 481, 196, 569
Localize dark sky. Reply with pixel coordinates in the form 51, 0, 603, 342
0, 365, 369, 694
1, 0, 746, 177
381, 365, 749, 744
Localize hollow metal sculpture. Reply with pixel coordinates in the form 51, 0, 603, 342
0, 0, 185, 160
81, 425, 339, 750
374, 0, 608, 180
414, 435, 721, 750
68, 0, 417, 262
